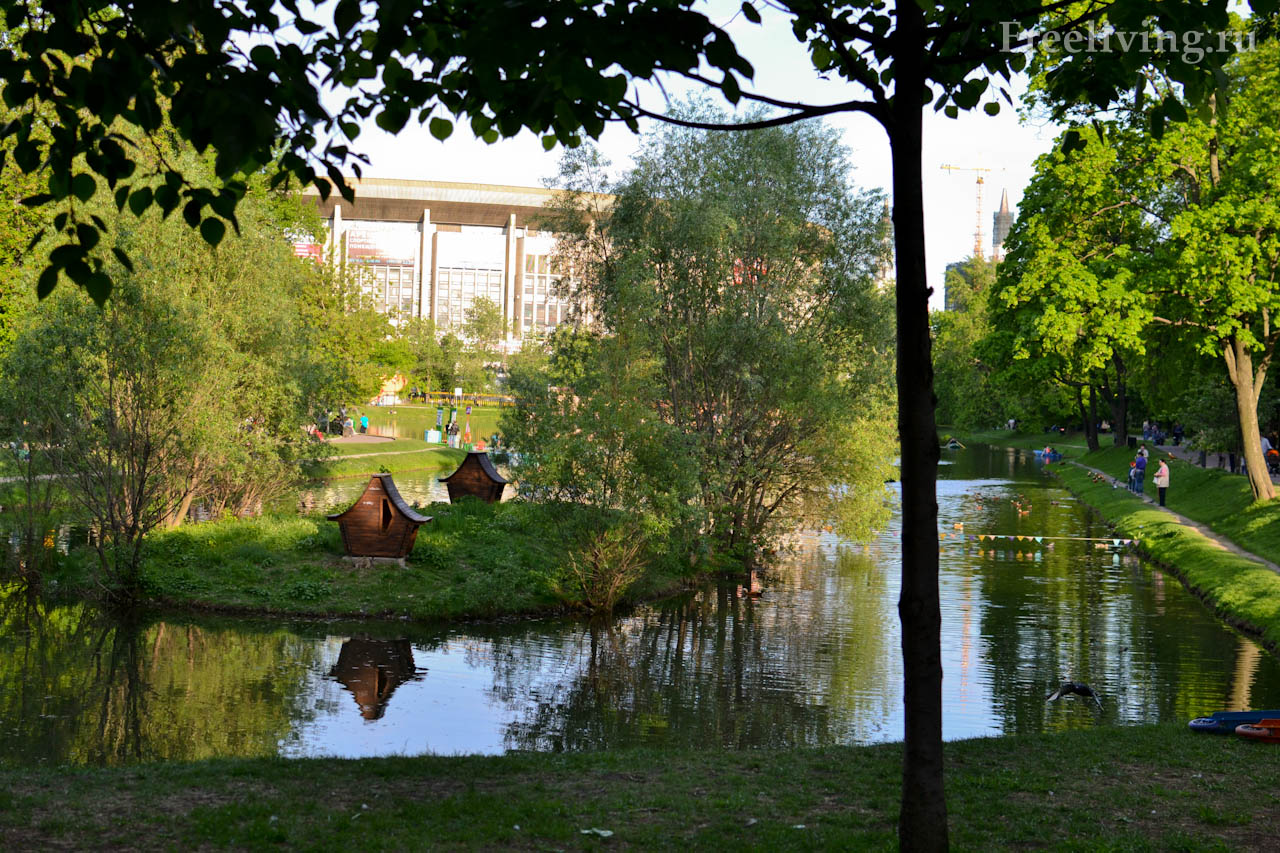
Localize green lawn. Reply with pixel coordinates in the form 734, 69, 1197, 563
4, 723, 1278, 850
357, 404, 505, 445
1079, 445, 1280, 571
54, 500, 688, 622
305, 441, 464, 478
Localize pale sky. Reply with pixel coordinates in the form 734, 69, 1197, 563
336, 4, 1065, 310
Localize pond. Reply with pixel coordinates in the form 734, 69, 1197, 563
2, 444, 1278, 766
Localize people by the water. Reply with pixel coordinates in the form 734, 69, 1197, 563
1154, 458, 1171, 506
1133, 451, 1148, 495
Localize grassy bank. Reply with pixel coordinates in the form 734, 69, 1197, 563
362, 403, 504, 444
52, 500, 691, 622
1078, 445, 1280, 566
1052, 463, 1280, 650
304, 441, 464, 479
4, 724, 1278, 850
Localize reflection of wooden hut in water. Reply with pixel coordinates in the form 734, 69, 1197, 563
327, 474, 431, 559
439, 451, 508, 503
329, 637, 424, 720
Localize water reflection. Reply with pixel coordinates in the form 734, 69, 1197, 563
330, 638, 424, 720
3, 444, 1280, 765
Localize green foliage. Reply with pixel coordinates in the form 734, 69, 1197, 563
932, 258, 1020, 430
0, 157, 325, 597
463, 296, 504, 356
294, 260, 394, 412
533, 111, 897, 556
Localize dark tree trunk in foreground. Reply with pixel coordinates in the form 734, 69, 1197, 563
890, 6, 947, 848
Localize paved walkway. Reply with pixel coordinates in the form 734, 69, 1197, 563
1067, 459, 1280, 576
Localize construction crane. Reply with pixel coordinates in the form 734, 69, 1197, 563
940, 164, 992, 260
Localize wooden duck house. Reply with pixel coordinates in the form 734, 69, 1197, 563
439, 450, 508, 503
327, 474, 431, 558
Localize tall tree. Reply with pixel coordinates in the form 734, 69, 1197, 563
985, 127, 1152, 451
1140, 40, 1280, 499
541, 113, 896, 558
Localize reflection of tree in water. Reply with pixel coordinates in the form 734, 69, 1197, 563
0, 586, 325, 765
484, 543, 897, 751
329, 637, 424, 720
967, 488, 1280, 734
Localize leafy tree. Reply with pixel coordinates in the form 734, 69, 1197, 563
984, 127, 1152, 450
396, 316, 443, 392
463, 296, 504, 356
294, 261, 392, 413
541, 112, 897, 558
933, 258, 1007, 430
1139, 41, 1280, 499
6, 280, 222, 601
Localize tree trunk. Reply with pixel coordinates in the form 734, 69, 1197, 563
1086, 385, 1100, 452
1074, 385, 1098, 452
1224, 335, 1275, 501
890, 6, 948, 847
1100, 355, 1129, 447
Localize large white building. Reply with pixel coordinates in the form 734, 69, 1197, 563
299, 178, 584, 342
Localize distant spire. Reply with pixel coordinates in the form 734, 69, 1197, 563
992, 189, 1013, 262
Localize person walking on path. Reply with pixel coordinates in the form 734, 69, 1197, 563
1154, 458, 1170, 506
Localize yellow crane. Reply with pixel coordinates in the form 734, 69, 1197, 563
940, 164, 992, 260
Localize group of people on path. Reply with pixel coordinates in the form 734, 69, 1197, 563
1127, 443, 1171, 506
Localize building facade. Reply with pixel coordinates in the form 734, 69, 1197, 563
299, 178, 585, 344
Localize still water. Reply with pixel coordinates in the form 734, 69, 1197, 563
2, 445, 1278, 766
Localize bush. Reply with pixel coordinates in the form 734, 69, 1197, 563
553, 523, 648, 613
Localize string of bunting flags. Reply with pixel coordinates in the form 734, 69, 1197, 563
937, 532, 1137, 547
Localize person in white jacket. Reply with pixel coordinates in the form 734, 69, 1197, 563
1154, 459, 1171, 507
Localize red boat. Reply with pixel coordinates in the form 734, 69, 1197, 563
1234, 719, 1280, 743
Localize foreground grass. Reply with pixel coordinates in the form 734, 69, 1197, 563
1055, 463, 1280, 651
52, 500, 689, 622
3, 724, 1277, 850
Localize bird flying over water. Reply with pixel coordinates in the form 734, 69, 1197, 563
1047, 681, 1103, 708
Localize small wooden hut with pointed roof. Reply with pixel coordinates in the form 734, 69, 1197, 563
327, 473, 431, 558
439, 450, 508, 503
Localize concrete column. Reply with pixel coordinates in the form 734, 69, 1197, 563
430, 230, 440, 325
504, 213, 517, 343
514, 230, 525, 341
419, 209, 432, 319
329, 205, 343, 263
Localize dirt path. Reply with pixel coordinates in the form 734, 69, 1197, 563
1066, 459, 1280, 576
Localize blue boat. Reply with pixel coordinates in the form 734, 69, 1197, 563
1188, 709, 1280, 734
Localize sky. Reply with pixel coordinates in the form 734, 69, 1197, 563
335, 4, 1066, 310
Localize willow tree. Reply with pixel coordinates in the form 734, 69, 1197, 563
540, 114, 896, 558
